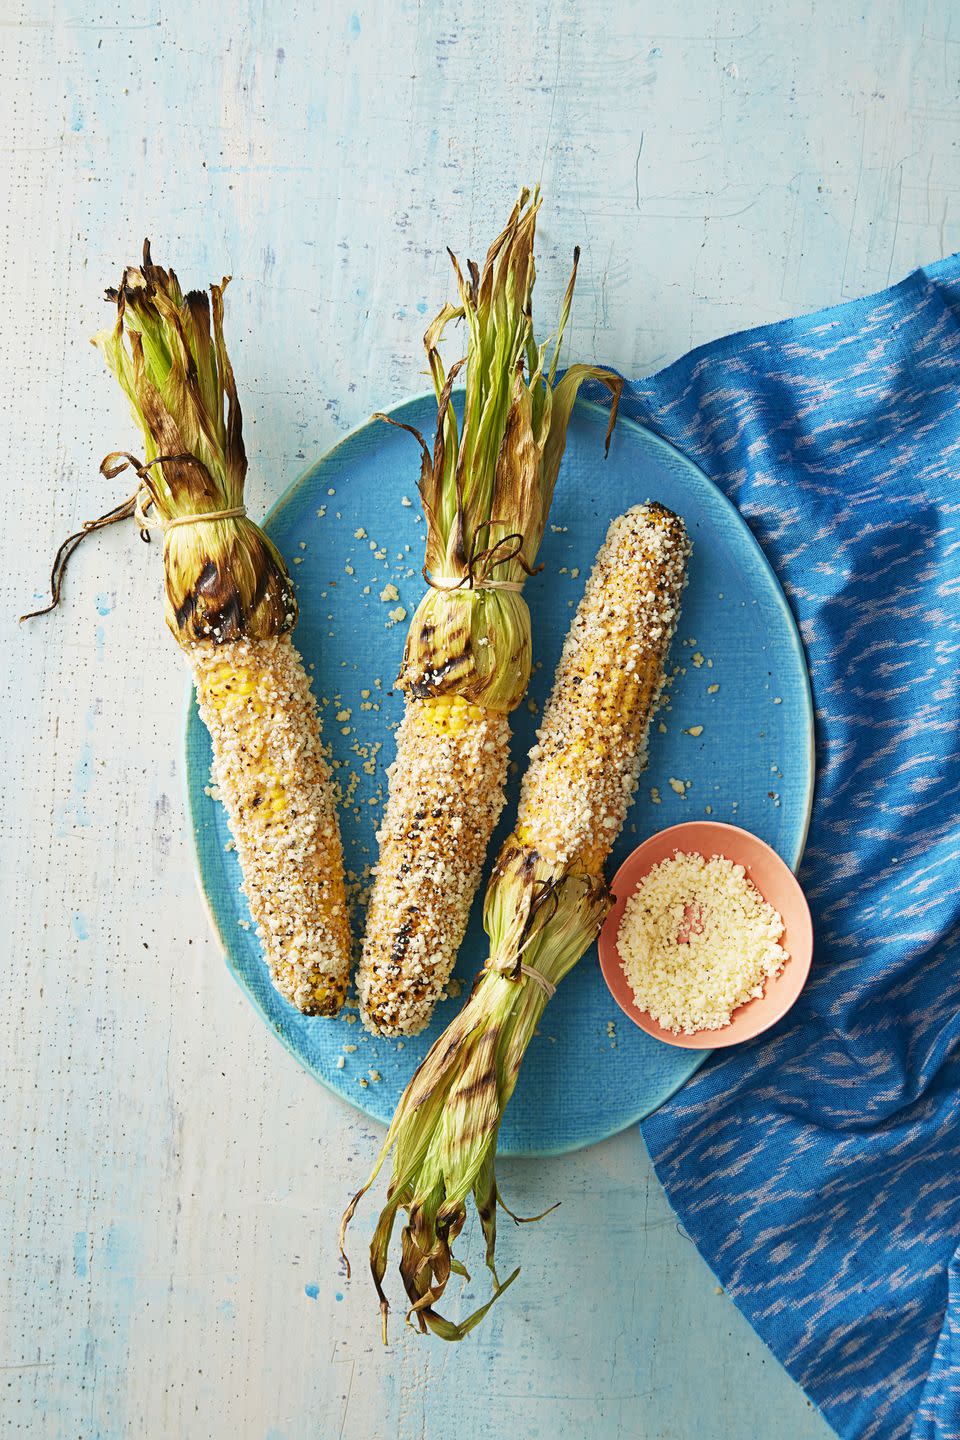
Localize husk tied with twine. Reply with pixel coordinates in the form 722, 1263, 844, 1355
383, 186, 622, 711
23, 242, 295, 643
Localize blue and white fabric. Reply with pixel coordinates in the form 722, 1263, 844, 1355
591, 258, 960, 1439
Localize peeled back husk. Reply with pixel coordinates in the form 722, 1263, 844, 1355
92, 243, 297, 648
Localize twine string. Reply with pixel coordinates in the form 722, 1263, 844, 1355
519, 963, 557, 1001
132, 486, 246, 534
425, 571, 525, 594
19, 449, 246, 623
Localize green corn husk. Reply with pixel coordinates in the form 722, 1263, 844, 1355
389, 185, 622, 712
342, 856, 608, 1341
91, 243, 296, 644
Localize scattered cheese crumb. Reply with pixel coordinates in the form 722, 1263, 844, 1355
401, 496, 412, 507
708, 683, 720, 694
387, 606, 407, 625
336, 1055, 345, 1069
380, 582, 399, 603
685, 725, 704, 737
354, 527, 367, 539
692, 652, 705, 668
668, 777, 687, 796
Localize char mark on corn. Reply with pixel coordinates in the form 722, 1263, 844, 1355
514, 502, 690, 878
357, 696, 510, 1036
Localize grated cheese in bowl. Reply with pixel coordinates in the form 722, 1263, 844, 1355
617, 851, 788, 1034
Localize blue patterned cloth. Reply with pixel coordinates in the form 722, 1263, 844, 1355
609, 259, 960, 1440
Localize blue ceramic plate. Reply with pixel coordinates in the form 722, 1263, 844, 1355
184, 393, 813, 1156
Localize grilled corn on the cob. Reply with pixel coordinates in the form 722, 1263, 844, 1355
342, 502, 690, 1340
359, 698, 510, 1034
191, 635, 350, 1013
508, 501, 690, 875
25, 245, 351, 1015
357, 188, 622, 1037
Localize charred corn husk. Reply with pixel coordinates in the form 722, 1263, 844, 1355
358, 188, 623, 1037
342, 504, 690, 1340
25, 244, 350, 1014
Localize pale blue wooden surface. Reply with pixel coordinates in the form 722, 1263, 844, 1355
3, 2, 957, 1437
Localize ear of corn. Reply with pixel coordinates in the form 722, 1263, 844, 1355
358, 698, 510, 1034
87, 246, 350, 1013
191, 635, 350, 1015
357, 189, 624, 1037
341, 503, 690, 1338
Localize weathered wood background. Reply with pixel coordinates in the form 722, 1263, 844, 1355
2, 1, 956, 1436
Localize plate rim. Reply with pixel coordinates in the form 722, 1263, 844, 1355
182, 390, 816, 1154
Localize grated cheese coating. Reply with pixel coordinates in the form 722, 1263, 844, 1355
618, 851, 788, 1033
515, 504, 690, 870
357, 698, 511, 1036
190, 634, 351, 1016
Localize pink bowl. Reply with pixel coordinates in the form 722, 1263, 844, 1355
597, 821, 813, 1049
